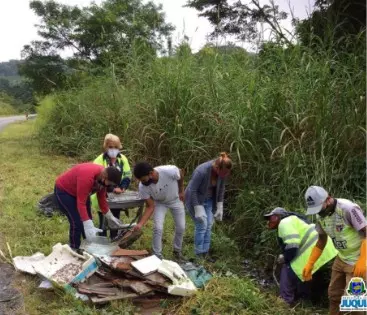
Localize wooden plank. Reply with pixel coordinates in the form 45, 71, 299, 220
91, 292, 139, 304
144, 272, 171, 288
111, 249, 149, 257
113, 279, 154, 295
115, 262, 132, 271
78, 287, 118, 296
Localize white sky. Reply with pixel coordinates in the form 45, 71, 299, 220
0, 0, 314, 62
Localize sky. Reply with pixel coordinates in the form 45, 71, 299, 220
0, 0, 314, 62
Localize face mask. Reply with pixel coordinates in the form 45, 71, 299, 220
107, 148, 120, 158
215, 168, 230, 179
142, 178, 154, 186
318, 206, 331, 218
267, 216, 280, 229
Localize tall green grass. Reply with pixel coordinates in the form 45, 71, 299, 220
36, 33, 366, 255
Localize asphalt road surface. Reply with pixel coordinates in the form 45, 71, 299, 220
0, 114, 36, 132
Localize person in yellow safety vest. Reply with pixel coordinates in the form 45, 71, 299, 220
91, 133, 132, 239
264, 207, 338, 306
302, 186, 367, 315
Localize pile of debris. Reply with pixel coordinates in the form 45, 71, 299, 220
73, 248, 196, 304
13, 241, 210, 306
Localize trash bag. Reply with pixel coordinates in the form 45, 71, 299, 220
180, 262, 213, 288
37, 192, 63, 217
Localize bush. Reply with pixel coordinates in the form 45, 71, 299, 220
0, 100, 17, 116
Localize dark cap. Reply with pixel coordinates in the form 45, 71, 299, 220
263, 207, 288, 219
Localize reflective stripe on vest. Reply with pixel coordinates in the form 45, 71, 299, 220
279, 216, 338, 281
299, 226, 316, 250
293, 225, 318, 259
283, 234, 300, 241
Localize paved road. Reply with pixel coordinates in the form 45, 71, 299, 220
0, 115, 36, 132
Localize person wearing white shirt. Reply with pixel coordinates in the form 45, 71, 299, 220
133, 162, 186, 261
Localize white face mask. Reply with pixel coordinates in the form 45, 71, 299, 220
107, 148, 120, 158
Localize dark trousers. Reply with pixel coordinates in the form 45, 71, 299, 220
280, 264, 310, 305
98, 209, 121, 239
54, 185, 92, 249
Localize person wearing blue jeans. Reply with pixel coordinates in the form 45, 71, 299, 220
54, 185, 92, 249
194, 199, 214, 255
185, 152, 232, 261
54, 163, 124, 250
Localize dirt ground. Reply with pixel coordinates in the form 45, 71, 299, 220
0, 262, 24, 315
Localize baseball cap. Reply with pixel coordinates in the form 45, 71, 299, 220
263, 207, 288, 219
305, 186, 328, 215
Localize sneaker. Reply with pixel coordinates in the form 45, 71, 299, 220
153, 253, 163, 260
173, 250, 187, 263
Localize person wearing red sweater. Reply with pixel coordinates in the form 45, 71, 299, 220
55, 163, 124, 249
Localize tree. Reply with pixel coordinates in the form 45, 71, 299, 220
185, 0, 291, 45
296, 0, 366, 50
0, 61, 35, 106
27, 0, 174, 64
0, 60, 20, 77
21, 0, 174, 95
20, 41, 70, 95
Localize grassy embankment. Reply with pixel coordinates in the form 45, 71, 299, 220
0, 121, 327, 314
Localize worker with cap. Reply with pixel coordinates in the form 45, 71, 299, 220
264, 207, 338, 306
302, 185, 367, 315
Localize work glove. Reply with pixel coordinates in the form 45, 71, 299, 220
194, 205, 207, 224
302, 246, 323, 281
353, 239, 366, 277
277, 254, 285, 264
214, 202, 223, 221
104, 210, 125, 230
83, 219, 102, 241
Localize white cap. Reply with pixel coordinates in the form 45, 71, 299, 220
305, 186, 328, 215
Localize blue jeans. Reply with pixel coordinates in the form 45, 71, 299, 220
192, 199, 214, 255
280, 264, 310, 305
54, 185, 92, 249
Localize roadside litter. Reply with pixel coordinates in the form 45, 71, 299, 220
13, 243, 98, 292
37, 192, 62, 217
13, 239, 212, 305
